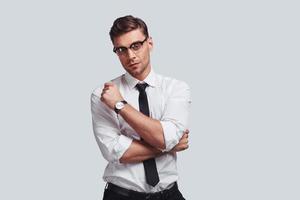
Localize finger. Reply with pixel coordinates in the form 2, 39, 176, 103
181, 133, 187, 139
103, 85, 110, 90
185, 129, 189, 134
101, 89, 108, 95
181, 143, 188, 149
104, 82, 114, 88
102, 89, 109, 95
180, 138, 188, 144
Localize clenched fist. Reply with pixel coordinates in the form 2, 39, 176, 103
100, 82, 124, 110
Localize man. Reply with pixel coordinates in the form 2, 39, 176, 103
91, 15, 191, 200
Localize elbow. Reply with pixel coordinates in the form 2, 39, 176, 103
119, 151, 132, 164
153, 121, 166, 150
119, 154, 138, 164
157, 140, 166, 150
119, 153, 130, 164
151, 138, 165, 151
119, 156, 127, 164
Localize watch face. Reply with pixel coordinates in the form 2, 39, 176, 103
116, 102, 124, 109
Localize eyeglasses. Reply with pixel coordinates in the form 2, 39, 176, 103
113, 37, 148, 56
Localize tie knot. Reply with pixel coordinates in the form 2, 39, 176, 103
136, 83, 148, 92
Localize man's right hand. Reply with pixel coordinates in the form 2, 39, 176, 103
170, 129, 189, 155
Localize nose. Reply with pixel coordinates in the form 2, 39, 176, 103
126, 48, 136, 59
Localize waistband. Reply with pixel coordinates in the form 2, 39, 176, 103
105, 182, 179, 199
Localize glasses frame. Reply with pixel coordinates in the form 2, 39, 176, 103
113, 37, 148, 56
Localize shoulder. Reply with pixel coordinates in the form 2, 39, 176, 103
91, 74, 125, 98
156, 73, 190, 93
154, 73, 191, 101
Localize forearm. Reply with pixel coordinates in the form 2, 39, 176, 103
120, 140, 163, 164
119, 104, 165, 149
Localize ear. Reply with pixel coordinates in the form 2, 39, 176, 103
148, 36, 154, 51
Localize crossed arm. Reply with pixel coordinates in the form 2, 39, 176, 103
117, 103, 189, 163
93, 82, 190, 164
119, 131, 189, 163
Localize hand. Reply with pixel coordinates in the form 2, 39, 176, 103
170, 129, 189, 155
100, 82, 124, 109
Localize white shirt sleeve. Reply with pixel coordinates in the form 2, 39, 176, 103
160, 81, 191, 151
91, 92, 133, 163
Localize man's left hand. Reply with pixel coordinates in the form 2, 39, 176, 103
100, 82, 124, 109
169, 129, 189, 155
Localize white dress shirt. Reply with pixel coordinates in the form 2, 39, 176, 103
91, 69, 191, 192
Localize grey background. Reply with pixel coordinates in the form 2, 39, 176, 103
0, 0, 299, 199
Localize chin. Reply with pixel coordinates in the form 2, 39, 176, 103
128, 66, 140, 74
130, 70, 141, 77
125, 65, 147, 79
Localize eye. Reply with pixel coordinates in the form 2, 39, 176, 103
114, 47, 127, 54
130, 42, 142, 51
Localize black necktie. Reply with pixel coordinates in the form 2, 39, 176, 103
136, 83, 160, 187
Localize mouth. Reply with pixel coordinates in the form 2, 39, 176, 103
129, 62, 139, 67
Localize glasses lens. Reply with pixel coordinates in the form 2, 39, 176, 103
130, 42, 143, 51
113, 37, 147, 55
115, 47, 127, 54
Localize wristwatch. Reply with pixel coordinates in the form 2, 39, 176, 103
114, 100, 127, 114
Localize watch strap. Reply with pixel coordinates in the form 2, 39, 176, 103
114, 100, 127, 114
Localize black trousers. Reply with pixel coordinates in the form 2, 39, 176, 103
102, 182, 186, 200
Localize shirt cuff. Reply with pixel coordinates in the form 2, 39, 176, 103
160, 121, 183, 152
113, 135, 133, 163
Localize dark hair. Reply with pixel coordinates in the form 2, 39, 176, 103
109, 15, 149, 43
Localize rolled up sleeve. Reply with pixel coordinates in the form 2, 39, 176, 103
91, 92, 132, 163
160, 81, 191, 151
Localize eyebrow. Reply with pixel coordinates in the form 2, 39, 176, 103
114, 39, 144, 49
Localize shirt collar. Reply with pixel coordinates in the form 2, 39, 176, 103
124, 69, 157, 90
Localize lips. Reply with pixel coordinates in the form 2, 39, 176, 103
129, 62, 139, 67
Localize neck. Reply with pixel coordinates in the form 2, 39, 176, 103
135, 65, 151, 81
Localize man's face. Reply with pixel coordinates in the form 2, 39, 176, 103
112, 29, 153, 80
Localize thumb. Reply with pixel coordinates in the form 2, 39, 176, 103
104, 82, 114, 88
